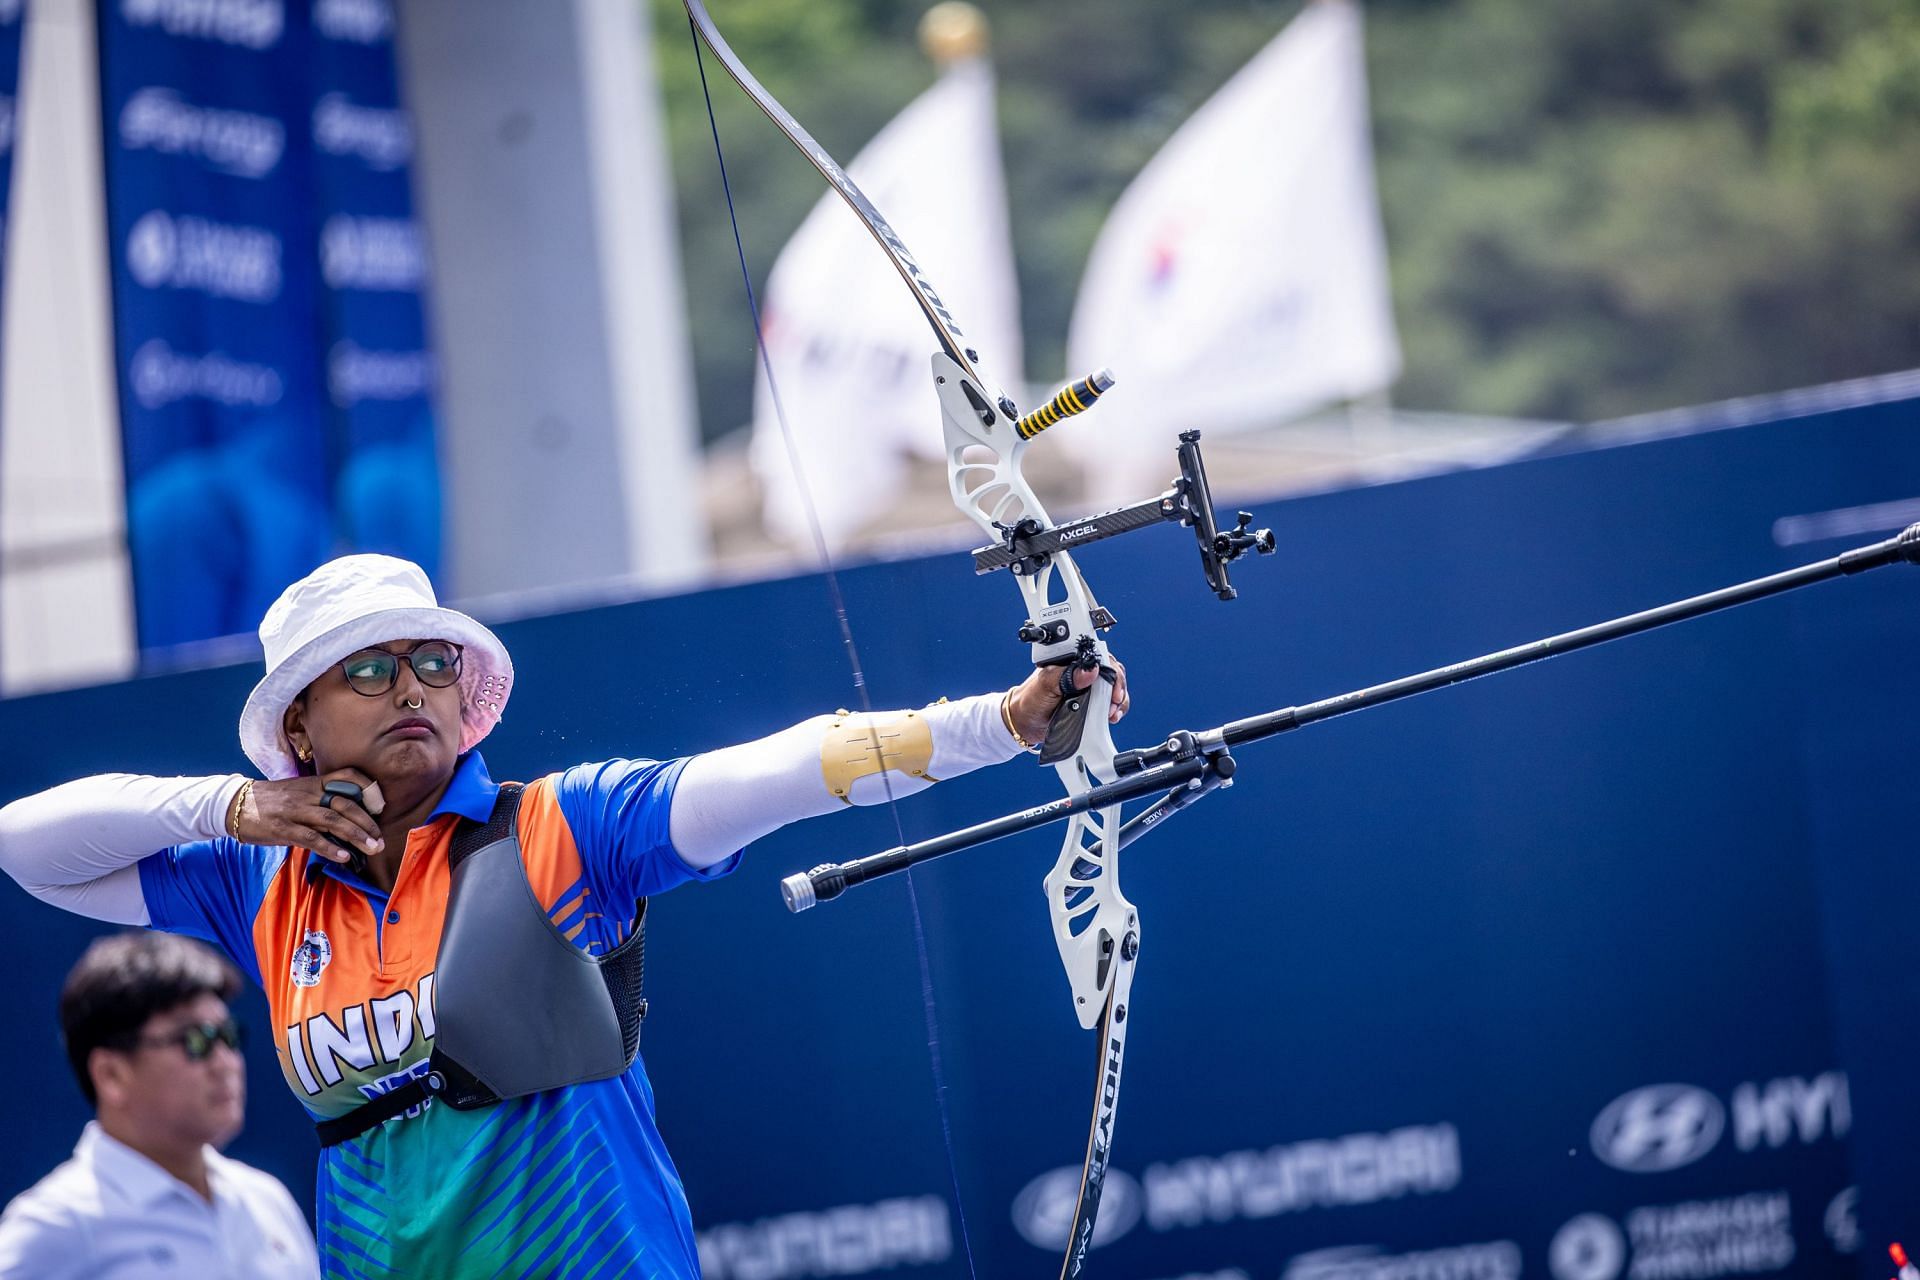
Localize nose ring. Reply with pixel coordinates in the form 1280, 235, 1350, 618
405, 696, 423, 710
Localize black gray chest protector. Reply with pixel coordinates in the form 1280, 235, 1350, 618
315, 783, 648, 1147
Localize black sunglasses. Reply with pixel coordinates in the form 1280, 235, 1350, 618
127, 1017, 245, 1062
337, 641, 463, 697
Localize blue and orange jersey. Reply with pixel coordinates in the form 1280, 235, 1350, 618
137, 751, 739, 1280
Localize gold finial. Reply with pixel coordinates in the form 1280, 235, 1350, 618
918, 2, 989, 65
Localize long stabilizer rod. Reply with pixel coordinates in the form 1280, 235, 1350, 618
782, 522, 1920, 912
1211, 521, 1920, 751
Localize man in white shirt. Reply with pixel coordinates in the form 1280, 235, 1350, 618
0, 931, 319, 1279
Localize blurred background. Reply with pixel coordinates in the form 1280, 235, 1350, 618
669, 0, 1920, 428
5, 0, 1918, 689
1, 0, 1918, 1277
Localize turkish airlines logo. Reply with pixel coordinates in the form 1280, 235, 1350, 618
1550, 1192, 1793, 1280
1550, 1214, 1627, 1280
1590, 1083, 1724, 1173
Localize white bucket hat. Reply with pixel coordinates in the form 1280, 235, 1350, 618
239, 554, 514, 778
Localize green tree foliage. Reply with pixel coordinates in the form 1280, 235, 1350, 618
653, 0, 1920, 437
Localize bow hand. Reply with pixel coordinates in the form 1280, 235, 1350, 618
1005, 655, 1130, 749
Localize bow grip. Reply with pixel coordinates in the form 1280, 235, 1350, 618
1039, 661, 1116, 765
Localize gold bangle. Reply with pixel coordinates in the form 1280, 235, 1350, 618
226, 779, 253, 839
1001, 690, 1039, 753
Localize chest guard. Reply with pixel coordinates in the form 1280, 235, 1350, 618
316, 783, 649, 1147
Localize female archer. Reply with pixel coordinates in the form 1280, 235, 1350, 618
0, 552, 1126, 1279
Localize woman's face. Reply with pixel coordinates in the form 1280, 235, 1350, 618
284, 638, 463, 785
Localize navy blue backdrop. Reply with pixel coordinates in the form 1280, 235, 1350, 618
1, 393, 1916, 1280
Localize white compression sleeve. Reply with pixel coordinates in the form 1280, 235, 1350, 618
669, 691, 1023, 868
0, 773, 245, 924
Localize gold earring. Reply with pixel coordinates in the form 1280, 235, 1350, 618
295, 743, 312, 763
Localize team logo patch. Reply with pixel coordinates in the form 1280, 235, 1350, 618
290, 930, 333, 987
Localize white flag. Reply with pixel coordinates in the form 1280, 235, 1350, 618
1064, 0, 1399, 467
752, 58, 1022, 552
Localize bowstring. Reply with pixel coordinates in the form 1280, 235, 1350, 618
687, 25, 981, 1280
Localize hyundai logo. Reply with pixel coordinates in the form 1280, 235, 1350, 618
1011, 1164, 1142, 1252
1590, 1083, 1725, 1172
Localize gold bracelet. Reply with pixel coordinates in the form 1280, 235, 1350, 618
226, 779, 253, 838
1001, 691, 1039, 753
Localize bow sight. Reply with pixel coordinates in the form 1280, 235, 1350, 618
976, 427, 1277, 602
951, 367, 1275, 770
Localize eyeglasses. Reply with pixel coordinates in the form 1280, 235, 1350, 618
337, 641, 463, 697
128, 1018, 245, 1062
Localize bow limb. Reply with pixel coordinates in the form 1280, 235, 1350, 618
682, 0, 1011, 416
684, 5, 1134, 1273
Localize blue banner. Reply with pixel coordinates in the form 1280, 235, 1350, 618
99, 0, 439, 650
306, 0, 439, 570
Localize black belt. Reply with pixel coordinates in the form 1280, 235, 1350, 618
315, 1069, 446, 1148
